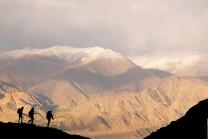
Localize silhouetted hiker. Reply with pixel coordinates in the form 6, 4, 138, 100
46, 111, 54, 128
17, 107, 24, 123
28, 107, 36, 124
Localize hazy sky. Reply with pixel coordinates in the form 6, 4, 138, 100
0, 0, 208, 56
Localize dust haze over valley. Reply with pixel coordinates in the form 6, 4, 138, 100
1, 0, 208, 139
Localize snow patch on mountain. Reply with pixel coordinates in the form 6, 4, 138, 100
1, 46, 126, 64
129, 52, 208, 76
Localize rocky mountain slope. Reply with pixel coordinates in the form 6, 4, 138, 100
0, 46, 166, 89
58, 76, 208, 139
1, 74, 207, 139
1, 46, 208, 139
145, 99, 208, 139
0, 46, 171, 108
0, 80, 46, 123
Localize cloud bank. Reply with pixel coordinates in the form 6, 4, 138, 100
0, 0, 208, 55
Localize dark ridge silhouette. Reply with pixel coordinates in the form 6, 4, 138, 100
0, 122, 89, 139
145, 99, 208, 139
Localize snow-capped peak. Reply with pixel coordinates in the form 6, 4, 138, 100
1, 46, 125, 64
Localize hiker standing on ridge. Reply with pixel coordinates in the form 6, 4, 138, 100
46, 111, 54, 128
17, 107, 24, 123
28, 107, 36, 124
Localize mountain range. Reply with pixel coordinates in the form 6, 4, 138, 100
0, 46, 208, 139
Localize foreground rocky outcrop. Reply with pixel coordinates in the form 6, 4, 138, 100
145, 99, 208, 139
0, 122, 89, 139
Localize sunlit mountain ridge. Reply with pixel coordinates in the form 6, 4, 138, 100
0, 46, 208, 139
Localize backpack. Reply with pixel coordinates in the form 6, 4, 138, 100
17, 108, 21, 114
29, 110, 33, 117
46, 111, 52, 120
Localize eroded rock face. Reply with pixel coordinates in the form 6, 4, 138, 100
0, 80, 45, 123
54, 77, 208, 139
145, 99, 208, 139
1, 77, 208, 139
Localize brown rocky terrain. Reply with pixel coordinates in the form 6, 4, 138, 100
0, 47, 208, 139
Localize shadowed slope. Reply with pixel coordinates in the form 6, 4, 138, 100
145, 99, 208, 139
0, 122, 89, 139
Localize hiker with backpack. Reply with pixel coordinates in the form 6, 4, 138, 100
17, 106, 55, 127
46, 111, 54, 128
28, 107, 36, 124
17, 107, 24, 123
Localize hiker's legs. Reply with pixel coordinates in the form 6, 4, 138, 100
20, 116, 23, 123
28, 119, 31, 123
18, 116, 20, 123
31, 117, 34, 124
18, 115, 23, 123
47, 119, 51, 128
28, 116, 33, 124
